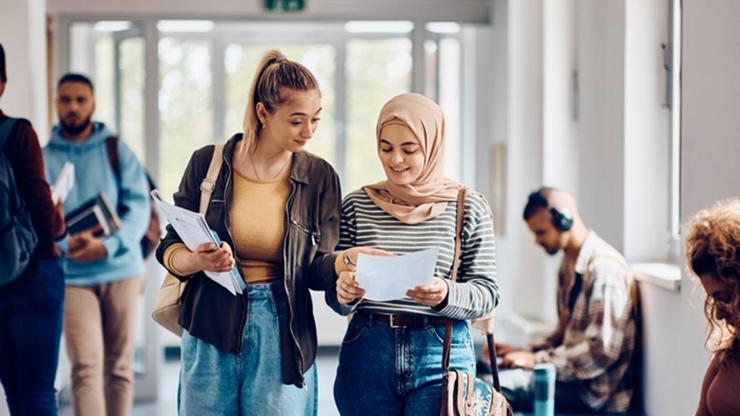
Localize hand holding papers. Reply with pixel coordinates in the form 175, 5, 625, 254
151, 191, 245, 296
355, 247, 439, 301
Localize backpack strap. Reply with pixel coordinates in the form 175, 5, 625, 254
106, 135, 157, 190
105, 135, 121, 180
0, 118, 19, 149
199, 144, 224, 215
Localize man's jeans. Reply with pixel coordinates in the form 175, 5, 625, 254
334, 314, 475, 416
498, 368, 598, 414
0, 257, 65, 416
179, 282, 317, 416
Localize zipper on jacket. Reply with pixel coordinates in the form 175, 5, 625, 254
283, 179, 305, 385
290, 219, 320, 246
222, 147, 249, 354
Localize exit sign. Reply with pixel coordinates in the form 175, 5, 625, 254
265, 0, 305, 12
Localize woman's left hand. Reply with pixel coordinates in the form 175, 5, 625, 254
406, 277, 449, 307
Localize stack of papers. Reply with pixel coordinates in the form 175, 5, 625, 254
151, 191, 245, 296
51, 162, 75, 204
356, 247, 439, 301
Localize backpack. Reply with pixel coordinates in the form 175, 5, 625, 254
0, 117, 38, 285
105, 136, 161, 258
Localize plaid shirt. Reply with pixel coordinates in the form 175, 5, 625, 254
531, 231, 638, 412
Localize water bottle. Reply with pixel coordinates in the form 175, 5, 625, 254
533, 363, 556, 416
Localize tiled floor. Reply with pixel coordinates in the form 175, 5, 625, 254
59, 352, 341, 416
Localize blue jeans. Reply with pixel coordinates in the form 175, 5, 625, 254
179, 282, 317, 416
0, 257, 64, 416
334, 314, 475, 416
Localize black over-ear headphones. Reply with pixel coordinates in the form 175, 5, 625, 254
527, 190, 574, 232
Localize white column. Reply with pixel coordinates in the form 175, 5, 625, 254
543, 0, 577, 193
504, 0, 548, 323
0, 0, 48, 139
574, 0, 626, 250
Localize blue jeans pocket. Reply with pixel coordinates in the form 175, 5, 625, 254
426, 322, 471, 347
342, 318, 368, 345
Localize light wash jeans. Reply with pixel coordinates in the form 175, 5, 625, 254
179, 282, 317, 416
334, 313, 475, 416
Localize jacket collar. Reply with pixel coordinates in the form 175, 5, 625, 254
574, 230, 600, 275
223, 133, 310, 185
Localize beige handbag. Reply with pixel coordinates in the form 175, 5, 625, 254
151, 144, 224, 337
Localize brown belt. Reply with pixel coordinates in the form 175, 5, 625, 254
358, 312, 450, 329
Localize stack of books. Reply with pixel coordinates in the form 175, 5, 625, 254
65, 193, 121, 236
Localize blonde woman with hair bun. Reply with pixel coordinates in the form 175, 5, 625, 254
156, 49, 354, 415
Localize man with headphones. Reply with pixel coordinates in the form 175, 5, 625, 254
492, 187, 639, 414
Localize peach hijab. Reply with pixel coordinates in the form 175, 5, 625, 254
363, 93, 463, 225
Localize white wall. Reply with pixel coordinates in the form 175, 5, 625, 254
640, 1, 740, 414
0, 0, 48, 138
474, 0, 514, 319
500, 0, 548, 327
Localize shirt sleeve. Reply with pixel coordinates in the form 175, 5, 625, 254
533, 258, 633, 381
324, 194, 359, 316
5, 120, 65, 244
305, 162, 342, 291
435, 192, 500, 320
103, 140, 151, 259
155, 146, 210, 281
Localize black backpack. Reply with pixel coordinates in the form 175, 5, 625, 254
0, 117, 38, 285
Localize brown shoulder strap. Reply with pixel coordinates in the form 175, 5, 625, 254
199, 144, 224, 214
442, 187, 468, 372
450, 187, 467, 283
441, 189, 504, 392
105, 136, 121, 180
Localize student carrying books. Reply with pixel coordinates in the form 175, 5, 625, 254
43, 72, 150, 416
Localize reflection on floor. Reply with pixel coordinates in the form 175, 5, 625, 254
59, 351, 341, 416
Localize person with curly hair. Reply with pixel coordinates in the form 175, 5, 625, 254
684, 199, 740, 416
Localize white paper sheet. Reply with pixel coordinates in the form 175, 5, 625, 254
151, 190, 244, 295
355, 247, 439, 301
51, 162, 75, 204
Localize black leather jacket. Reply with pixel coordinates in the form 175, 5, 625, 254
156, 134, 340, 386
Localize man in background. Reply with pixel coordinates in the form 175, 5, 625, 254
44, 73, 150, 416
495, 187, 639, 414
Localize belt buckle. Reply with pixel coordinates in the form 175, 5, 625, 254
389, 314, 404, 329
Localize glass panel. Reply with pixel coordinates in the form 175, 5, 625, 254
438, 37, 461, 181
93, 37, 115, 130
67, 20, 152, 393
68, 23, 144, 161
224, 43, 336, 166
158, 37, 213, 200
346, 38, 412, 193
119, 38, 146, 161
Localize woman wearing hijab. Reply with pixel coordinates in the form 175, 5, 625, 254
329, 93, 500, 415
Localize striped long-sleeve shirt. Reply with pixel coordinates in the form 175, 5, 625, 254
329, 188, 499, 320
